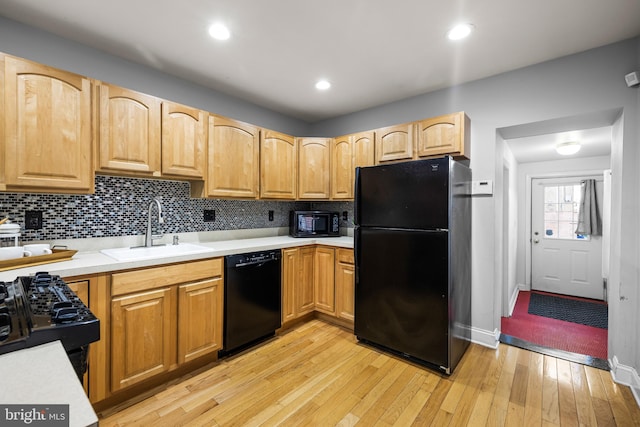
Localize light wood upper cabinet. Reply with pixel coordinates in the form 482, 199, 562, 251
111, 286, 176, 392
353, 131, 376, 169
208, 115, 259, 198
416, 111, 470, 159
298, 137, 331, 200
161, 101, 207, 178
314, 246, 335, 315
331, 136, 354, 199
2, 54, 93, 193
260, 130, 297, 199
178, 277, 223, 364
375, 122, 415, 164
97, 82, 161, 176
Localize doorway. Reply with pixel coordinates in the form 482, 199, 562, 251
530, 177, 605, 300
501, 171, 610, 367
499, 118, 613, 366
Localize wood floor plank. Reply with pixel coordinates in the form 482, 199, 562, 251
556, 358, 579, 427
524, 351, 544, 427
570, 362, 598, 426
542, 355, 560, 425
98, 321, 640, 427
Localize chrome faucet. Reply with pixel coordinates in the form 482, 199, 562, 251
144, 198, 165, 247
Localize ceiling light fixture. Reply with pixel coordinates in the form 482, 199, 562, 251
555, 141, 581, 155
447, 23, 473, 40
315, 80, 331, 90
208, 23, 230, 41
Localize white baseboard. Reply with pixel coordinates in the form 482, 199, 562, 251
610, 356, 640, 407
470, 326, 500, 349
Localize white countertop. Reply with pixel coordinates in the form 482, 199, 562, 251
0, 341, 98, 427
0, 234, 354, 281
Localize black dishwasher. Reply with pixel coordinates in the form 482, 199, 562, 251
221, 249, 282, 356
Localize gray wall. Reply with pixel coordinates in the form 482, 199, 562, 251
313, 38, 640, 377
0, 16, 310, 136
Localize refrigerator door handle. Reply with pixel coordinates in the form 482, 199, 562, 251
354, 226, 360, 288
354, 167, 361, 226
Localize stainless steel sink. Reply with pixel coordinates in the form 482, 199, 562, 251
100, 243, 214, 262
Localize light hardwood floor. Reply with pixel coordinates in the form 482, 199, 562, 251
99, 320, 640, 426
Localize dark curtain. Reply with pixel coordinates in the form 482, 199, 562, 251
575, 179, 602, 236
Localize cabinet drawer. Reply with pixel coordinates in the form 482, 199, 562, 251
336, 248, 354, 264
112, 258, 222, 296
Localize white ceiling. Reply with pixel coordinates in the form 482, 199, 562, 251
1, 0, 639, 123
505, 126, 612, 164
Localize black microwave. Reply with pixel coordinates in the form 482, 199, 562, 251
289, 211, 340, 237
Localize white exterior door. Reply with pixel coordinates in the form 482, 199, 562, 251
531, 178, 604, 300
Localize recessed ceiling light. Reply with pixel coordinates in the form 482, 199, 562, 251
555, 141, 581, 155
315, 80, 331, 90
447, 23, 473, 40
208, 23, 230, 41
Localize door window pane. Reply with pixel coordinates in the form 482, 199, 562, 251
542, 184, 588, 240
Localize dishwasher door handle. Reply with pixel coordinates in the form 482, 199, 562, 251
234, 259, 278, 268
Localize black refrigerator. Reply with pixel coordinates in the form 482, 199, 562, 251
354, 156, 471, 375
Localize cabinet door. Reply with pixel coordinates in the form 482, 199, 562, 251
314, 246, 335, 315
416, 111, 470, 159
281, 248, 298, 324
3, 55, 92, 192
375, 123, 415, 163
298, 138, 331, 200
297, 247, 315, 315
331, 136, 353, 199
162, 101, 207, 178
97, 83, 161, 175
335, 249, 355, 323
178, 278, 223, 364
111, 287, 176, 392
260, 130, 297, 199
353, 131, 375, 169
208, 115, 259, 198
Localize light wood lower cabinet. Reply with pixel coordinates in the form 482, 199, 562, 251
314, 246, 335, 315
282, 246, 315, 325
178, 277, 223, 363
282, 246, 354, 328
111, 286, 176, 392
335, 249, 355, 322
109, 258, 223, 393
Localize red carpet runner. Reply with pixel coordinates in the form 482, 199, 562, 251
501, 291, 607, 359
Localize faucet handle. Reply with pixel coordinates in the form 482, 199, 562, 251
173, 235, 179, 245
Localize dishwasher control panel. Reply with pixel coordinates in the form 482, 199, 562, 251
227, 250, 281, 267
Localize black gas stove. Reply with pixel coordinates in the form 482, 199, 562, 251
0, 272, 100, 381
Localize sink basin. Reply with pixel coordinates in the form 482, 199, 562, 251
101, 243, 214, 262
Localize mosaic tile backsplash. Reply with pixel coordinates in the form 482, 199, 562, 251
0, 175, 354, 243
